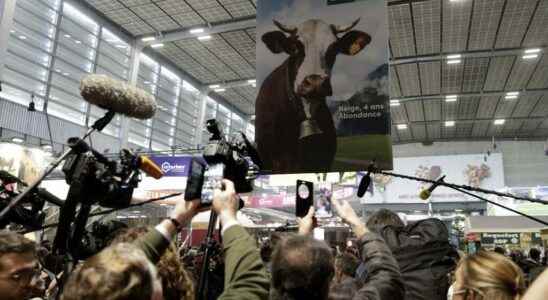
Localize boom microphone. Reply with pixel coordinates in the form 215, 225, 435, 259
419, 175, 446, 200
80, 74, 157, 119
357, 163, 375, 198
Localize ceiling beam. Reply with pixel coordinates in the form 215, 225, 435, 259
394, 88, 548, 102
207, 78, 256, 89
393, 136, 548, 145
144, 17, 256, 44
399, 116, 547, 126
390, 47, 546, 66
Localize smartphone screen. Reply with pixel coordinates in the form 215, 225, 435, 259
184, 159, 206, 201
296, 180, 313, 218
315, 182, 333, 218
200, 163, 225, 205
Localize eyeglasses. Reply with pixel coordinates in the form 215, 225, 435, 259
0, 264, 42, 287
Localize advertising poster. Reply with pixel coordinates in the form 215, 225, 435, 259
256, 0, 391, 174
359, 153, 505, 204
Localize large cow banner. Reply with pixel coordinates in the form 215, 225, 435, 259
256, 0, 392, 174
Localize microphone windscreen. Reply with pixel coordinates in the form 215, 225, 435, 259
357, 174, 371, 198
419, 189, 431, 200
80, 74, 157, 119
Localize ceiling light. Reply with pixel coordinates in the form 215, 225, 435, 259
209, 84, 220, 89
247, 79, 257, 84
494, 119, 505, 125
115, 45, 126, 48
522, 54, 539, 60
62, 72, 70, 76
141, 36, 156, 42
506, 91, 519, 96
150, 43, 164, 48
189, 28, 205, 34
447, 59, 461, 65
252, 83, 256, 88
74, 40, 81, 44
214, 88, 226, 93
41, 144, 53, 151
18, 35, 26, 40
445, 95, 458, 102
445, 121, 455, 127
397, 124, 407, 130
10, 30, 15, 34
446, 54, 461, 59
390, 99, 400, 107
524, 48, 541, 54
198, 35, 212, 41
505, 95, 518, 100
11, 137, 24, 143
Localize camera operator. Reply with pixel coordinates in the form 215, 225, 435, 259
60, 179, 269, 300
0, 231, 45, 300
283, 198, 404, 300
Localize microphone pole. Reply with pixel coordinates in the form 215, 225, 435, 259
0, 111, 115, 221
197, 211, 218, 300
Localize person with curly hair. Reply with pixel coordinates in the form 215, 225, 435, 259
110, 226, 195, 300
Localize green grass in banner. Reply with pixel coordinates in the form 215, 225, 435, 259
332, 134, 392, 170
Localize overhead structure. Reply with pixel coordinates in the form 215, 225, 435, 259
81, 0, 548, 144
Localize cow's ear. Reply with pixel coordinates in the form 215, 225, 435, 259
262, 31, 289, 54
337, 31, 371, 56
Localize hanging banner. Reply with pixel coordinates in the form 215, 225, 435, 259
256, 0, 391, 174
149, 156, 191, 177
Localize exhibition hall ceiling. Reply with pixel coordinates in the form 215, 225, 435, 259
83, 0, 548, 144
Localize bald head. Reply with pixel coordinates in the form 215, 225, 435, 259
271, 235, 334, 300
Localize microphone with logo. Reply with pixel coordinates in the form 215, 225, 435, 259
419, 175, 446, 200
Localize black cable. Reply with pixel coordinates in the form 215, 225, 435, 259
375, 170, 548, 205
22, 192, 182, 234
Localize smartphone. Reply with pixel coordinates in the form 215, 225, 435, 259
296, 180, 313, 218
184, 159, 224, 206
200, 163, 225, 205
315, 182, 333, 218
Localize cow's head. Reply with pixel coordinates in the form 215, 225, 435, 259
262, 18, 371, 99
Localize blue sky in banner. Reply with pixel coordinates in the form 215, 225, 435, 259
256, 0, 388, 101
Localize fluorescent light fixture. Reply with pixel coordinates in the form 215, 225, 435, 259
505, 95, 518, 100
494, 119, 505, 125
397, 124, 407, 130
62, 72, 70, 76
74, 40, 81, 44
11, 137, 24, 143
64, 34, 71, 38
209, 84, 220, 89
390, 99, 400, 106
522, 54, 539, 60
198, 35, 212, 41
10, 30, 15, 34
252, 83, 256, 87
447, 59, 461, 64
18, 35, 26, 40
506, 91, 519, 96
447, 54, 461, 59
115, 45, 126, 48
141, 36, 156, 42
247, 79, 257, 84
445, 95, 458, 102
214, 88, 226, 92
41, 144, 53, 151
524, 48, 541, 54
150, 43, 164, 48
445, 121, 455, 127
189, 28, 205, 34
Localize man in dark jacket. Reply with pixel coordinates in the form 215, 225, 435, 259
330, 253, 362, 300
273, 200, 404, 300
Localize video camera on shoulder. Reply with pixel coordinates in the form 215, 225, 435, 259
185, 119, 260, 206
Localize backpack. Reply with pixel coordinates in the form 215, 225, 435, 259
377, 218, 458, 300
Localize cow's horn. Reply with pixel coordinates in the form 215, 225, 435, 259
273, 20, 297, 35
331, 18, 361, 35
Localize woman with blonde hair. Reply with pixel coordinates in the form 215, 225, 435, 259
452, 251, 526, 300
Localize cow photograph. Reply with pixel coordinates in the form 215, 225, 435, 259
256, 0, 392, 174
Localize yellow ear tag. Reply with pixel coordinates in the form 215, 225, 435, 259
349, 42, 361, 55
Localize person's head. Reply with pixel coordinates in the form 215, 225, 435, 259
271, 234, 334, 300
453, 251, 525, 300
529, 248, 540, 262
110, 226, 195, 300
0, 231, 43, 300
334, 253, 359, 283
260, 239, 273, 264
61, 242, 162, 300
366, 209, 404, 232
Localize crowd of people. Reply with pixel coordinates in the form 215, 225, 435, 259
1, 179, 548, 300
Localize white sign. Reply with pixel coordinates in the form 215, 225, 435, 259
361, 153, 504, 204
